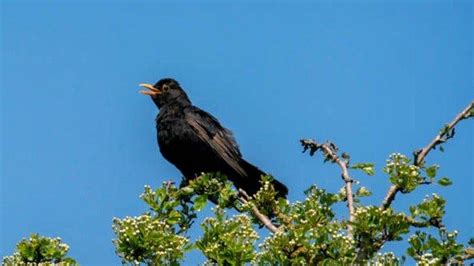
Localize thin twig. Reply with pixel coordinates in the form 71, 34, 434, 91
414, 101, 474, 166
380, 185, 400, 211
380, 100, 473, 211
449, 250, 474, 264
318, 144, 355, 238
300, 139, 355, 238
238, 189, 279, 233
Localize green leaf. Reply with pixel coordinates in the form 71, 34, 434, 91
167, 210, 182, 225
411, 236, 422, 251
181, 186, 194, 194
156, 187, 167, 204
437, 177, 452, 186
356, 187, 372, 197
409, 206, 419, 217
277, 197, 288, 211
63, 258, 77, 264
350, 163, 375, 176
363, 167, 375, 176
193, 195, 208, 211
468, 237, 474, 247
425, 165, 438, 178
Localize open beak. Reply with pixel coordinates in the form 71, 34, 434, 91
139, 83, 161, 96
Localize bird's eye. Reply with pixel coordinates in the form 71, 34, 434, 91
162, 85, 169, 92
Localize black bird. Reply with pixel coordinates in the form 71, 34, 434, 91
139, 78, 288, 198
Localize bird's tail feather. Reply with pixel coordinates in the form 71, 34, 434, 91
270, 178, 289, 199
237, 159, 288, 198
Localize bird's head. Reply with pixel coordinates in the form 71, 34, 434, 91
139, 78, 191, 108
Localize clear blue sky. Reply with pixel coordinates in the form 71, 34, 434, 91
1, 1, 472, 265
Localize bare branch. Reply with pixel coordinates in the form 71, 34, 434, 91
238, 189, 279, 233
319, 144, 355, 237
380, 100, 474, 211
450, 249, 474, 264
414, 101, 473, 166
300, 139, 355, 238
380, 185, 400, 211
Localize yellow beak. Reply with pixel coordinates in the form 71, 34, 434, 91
139, 83, 161, 96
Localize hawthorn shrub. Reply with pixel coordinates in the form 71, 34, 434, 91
4, 102, 473, 265
111, 102, 474, 265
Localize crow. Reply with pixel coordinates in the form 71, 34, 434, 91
139, 78, 288, 198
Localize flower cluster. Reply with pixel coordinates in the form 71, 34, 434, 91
384, 153, 423, 193
255, 222, 355, 264
196, 207, 258, 265
407, 229, 466, 265
352, 206, 410, 260
2, 234, 76, 266
112, 214, 188, 265
245, 176, 280, 222
369, 252, 403, 265
409, 193, 446, 223
185, 172, 238, 207
417, 253, 441, 265
254, 187, 355, 264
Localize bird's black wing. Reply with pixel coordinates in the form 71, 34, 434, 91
185, 107, 246, 177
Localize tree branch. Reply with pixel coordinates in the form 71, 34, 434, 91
238, 189, 279, 233
300, 139, 355, 238
450, 249, 474, 264
380, 100, 473, 211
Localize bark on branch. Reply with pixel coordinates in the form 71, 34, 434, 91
380, 100, 474, 211
238, 189, 279, 233
300, 139, 355, 238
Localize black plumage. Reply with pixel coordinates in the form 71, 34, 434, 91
139, 78, 288, 198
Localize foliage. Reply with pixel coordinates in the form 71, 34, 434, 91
116, 142, 473, 265
112, 183, 193, 265
108, 139, 472, 265
350, 162, 375, 176
255, 186, 355, 265
196, 207, 258, 265
407, 230, 465, 265
352, 206, 410, 260
368, 252, 404, 265
2, 234, 76, 266
112, 214, 189, 265
111, 174, 242, 265
110, 152, 472, 265
384, 153, 424, 193
6, 103, 473, 265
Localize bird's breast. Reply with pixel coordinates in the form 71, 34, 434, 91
156, 114, 197, 153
